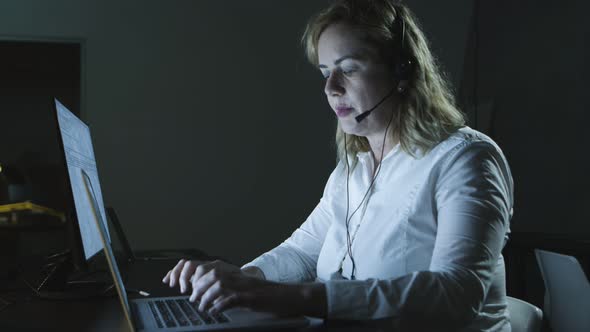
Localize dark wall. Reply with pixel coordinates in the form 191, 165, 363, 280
460, 0, 590, 236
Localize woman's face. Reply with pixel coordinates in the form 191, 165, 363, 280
318, 22, 396, 137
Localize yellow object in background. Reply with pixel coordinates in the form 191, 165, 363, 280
0, 201, 65, 227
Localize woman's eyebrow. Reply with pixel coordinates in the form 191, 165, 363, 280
318, 53, 366, 69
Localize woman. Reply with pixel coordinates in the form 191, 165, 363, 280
163, 1, 513, 330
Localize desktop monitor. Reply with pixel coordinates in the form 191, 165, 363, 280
53, 98, 111, 268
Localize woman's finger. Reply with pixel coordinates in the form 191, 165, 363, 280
198, 280, 224, 312
168, 259, 187, 288
162, 270, 171, 283
188, 261, 214, 289
190, 267, 221, 303
192, 261, 215, 281
178, 261, 197, 293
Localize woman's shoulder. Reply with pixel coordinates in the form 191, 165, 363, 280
448, 126, 498, 145
428, 126, 506, 162
425, 127, 513, 187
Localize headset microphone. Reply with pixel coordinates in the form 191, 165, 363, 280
354, 86, 398, 123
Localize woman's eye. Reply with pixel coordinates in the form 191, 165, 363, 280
320, 67, 356, 79
342, 67, 357, 76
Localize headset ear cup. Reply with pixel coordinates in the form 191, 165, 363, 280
395, 58, 412, 81
395, 58, 412, 94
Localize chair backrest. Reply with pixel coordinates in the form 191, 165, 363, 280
506, 296, 543, 332
535, 249, 590, 332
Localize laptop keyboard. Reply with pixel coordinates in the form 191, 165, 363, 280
177, 299, 203, 326
166, 300, 190, 326
146, 298, 230, 328
148, 302, 164, 328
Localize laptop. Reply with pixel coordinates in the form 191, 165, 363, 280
54, 99, 309, 331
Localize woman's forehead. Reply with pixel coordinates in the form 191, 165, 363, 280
318, 23, 379, 63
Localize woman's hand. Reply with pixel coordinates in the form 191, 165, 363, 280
162, 259, 327, 316
162, 259, 246, 296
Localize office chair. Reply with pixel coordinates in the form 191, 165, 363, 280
535, 249, 590, 332
506, 296, 542, 332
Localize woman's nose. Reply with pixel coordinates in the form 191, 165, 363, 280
324, 72, 345, 96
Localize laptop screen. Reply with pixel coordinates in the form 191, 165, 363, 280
55, 99, 111, 260
55, 99, 135, 330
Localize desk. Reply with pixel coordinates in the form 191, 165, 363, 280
0, 259, 178, 331
0, 258, 396, 332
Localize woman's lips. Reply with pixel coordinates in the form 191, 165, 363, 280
335, 107, 353, 117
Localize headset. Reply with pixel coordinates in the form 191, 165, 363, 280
342, 3, 413, 280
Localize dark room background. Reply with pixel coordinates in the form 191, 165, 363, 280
1, 0, 588, 270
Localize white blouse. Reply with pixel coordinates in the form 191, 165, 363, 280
243, 127, 513, 331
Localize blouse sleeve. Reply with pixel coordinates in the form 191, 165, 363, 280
242, 162, 344, 282
323, 141, 513, 328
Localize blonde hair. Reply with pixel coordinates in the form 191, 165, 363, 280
302, 0, 465, 165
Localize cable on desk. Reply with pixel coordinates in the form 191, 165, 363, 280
16, 263, 127, 301
7, 252, 137, 303
16, 265, 41, 297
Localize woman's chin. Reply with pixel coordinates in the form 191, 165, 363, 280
340, 124, 364, 137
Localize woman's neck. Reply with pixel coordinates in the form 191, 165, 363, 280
366, 132, 398, 165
